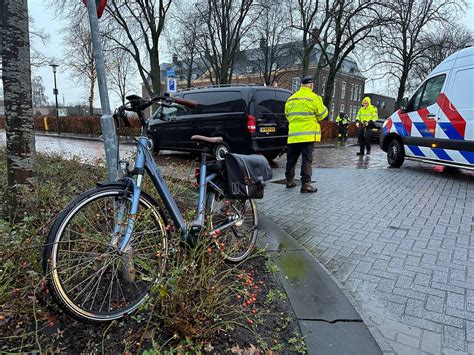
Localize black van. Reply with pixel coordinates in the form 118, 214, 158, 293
148, 85, 290, 160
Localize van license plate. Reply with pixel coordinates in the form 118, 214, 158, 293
260, 127, 276, 133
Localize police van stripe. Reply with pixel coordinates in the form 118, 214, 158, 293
432, 148, 453, 161
460, 151, 474, 164
438, 122, 464, 140
437, 93, 466, 138
406, 145, 425, 157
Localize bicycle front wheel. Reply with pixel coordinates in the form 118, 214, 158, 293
43, 185, 168, 323
206, 192, 258, 263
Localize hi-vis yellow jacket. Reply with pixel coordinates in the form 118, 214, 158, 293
356, 96, 378, 123
285, 87, 328, 144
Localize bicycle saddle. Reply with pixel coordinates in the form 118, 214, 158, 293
191, 135, 223, 144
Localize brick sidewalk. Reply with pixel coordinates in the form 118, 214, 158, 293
259, 153, 474, 354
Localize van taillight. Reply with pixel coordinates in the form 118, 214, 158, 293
247, 114, 256, 133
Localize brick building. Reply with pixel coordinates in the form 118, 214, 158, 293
143, 41, 366, 121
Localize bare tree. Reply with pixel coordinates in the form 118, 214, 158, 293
414, 23, 473, 82
195, 0, 255, 84
106, 49, 135, 105
1, 0, 38, 218
371, 0, 465, 108
31, 75, 49, 108
62, 19, 99, 115
290, 0, 325, 77
165, 2, 202, 88
29, 17, 51, 68
105, 0, 172, 97
253, 0, 293, 86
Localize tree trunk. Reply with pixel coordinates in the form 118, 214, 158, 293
323, 66, 338, 109
1, 0, 38, 219
150, 46, 161, 96
88, 78, 95, 115
396, 68, 409, 109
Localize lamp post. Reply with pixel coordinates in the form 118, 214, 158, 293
49, 63, 60, 135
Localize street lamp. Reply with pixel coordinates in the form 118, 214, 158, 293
49, 63, 60, 135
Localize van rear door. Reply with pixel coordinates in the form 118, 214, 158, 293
252, 89, 289, 152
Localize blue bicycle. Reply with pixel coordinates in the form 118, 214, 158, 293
42, 94, 262, 323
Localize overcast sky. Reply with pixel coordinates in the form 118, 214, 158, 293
26, 0, 474, 109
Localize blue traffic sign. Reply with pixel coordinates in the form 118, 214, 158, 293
166, 68, 175, 77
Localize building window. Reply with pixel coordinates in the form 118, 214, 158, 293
340, 104, 345, 114
321, 77, 326, 96
353, 105, 358, 120
350, 84, 354, 101
246, 66, 253, 73
358, 86, 362, 101
354, 85, 358, 101
341, 81, 346, 99
331, 103, 335, 120
332, 81, 336, 97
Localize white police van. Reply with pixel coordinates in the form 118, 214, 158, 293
380, 46, 474, 170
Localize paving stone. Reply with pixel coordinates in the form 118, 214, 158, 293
425, 295, 445, 312
406, 299, 425, 318
397, 332, 420, 348
443, 325, 466, 351
421, 330, 441, 354
447, 292, 465, 310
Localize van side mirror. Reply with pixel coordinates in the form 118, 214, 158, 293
400, 97, 409, 112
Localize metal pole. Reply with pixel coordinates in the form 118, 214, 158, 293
86, 0, 118, 181
53, 71, 60, 135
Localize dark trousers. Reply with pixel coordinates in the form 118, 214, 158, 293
358, 126, 371, 153
338, 124, 348, 140
285, 142, 314, 184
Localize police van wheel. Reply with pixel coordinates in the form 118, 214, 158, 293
387, 139, 404, 168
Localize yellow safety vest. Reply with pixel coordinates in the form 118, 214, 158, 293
285, 87, 328, 144
336, 115, 349, 125
356, 96, 378, 123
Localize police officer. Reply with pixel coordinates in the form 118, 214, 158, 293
355, 96, 378, 155
335, 111, 349, 142
285, 76, 328, 193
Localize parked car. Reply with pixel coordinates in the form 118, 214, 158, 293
148, 85, 290, 161
380, 46, 474, 170
370, 118, 386, 142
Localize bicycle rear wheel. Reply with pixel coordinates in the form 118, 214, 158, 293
43, 185, 168, 323
206, 192, 258, 262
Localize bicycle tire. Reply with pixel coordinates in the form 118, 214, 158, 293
205, 191, 258, 263
43, 185, 168, 323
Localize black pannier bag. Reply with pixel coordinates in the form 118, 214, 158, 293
224, 153, 273, 199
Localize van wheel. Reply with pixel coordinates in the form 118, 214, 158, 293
387, 139, 404, 168
214, 142, 230, 160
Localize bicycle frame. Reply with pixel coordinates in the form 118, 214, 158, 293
118, 136, 218, 252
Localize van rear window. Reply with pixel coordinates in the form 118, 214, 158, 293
183, 91, 246, 114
